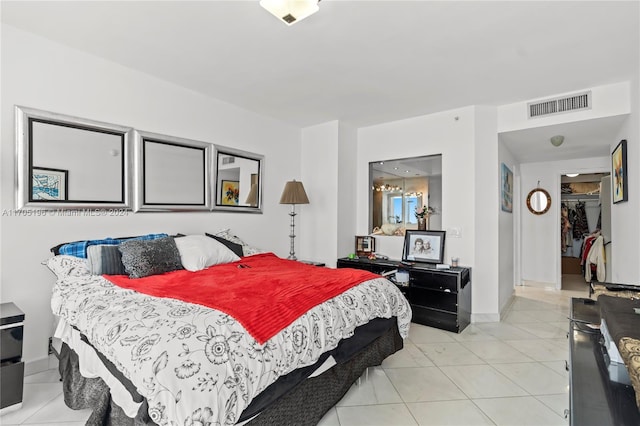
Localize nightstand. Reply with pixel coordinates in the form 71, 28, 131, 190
0, 302, 25, 411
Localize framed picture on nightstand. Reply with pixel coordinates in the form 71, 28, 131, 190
355, 236, 375, 257
402, 230, 445, 264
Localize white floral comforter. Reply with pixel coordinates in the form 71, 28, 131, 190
49, 256, 411, 426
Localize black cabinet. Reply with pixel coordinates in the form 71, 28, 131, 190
1, 302, 25, 411
568, 297, 640, 425
337, 257, 471, 333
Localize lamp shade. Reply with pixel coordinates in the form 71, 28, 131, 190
260, 0, 319, 26
279, 180, 309, 205
245, 184, 258, 206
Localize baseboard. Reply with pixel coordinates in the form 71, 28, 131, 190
24, 354, 57, 376
522, 280, 556, 289
471, 313, 500, 323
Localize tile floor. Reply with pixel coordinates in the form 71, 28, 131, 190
1, 284, 589, 426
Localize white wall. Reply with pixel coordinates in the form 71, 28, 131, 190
519, 157, 609, 286
1, 25, 301, 371
357, 106, 501, 320
299, 121, 339, 266
337, 123, 358, 262
611, 74, 640, 285
498, 141, 517, 312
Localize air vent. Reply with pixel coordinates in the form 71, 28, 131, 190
222, 156, 235, 165
527, 91, 591, 118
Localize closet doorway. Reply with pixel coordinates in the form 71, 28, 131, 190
560, 172, 611, 291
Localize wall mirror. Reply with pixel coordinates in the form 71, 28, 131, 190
134, 131, 211, 211
16, 106, 131, 210
526, 187, 551, 215
213, 146, 263, 213
369, 154, 442, 234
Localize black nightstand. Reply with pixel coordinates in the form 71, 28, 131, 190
1, 302, 25, 411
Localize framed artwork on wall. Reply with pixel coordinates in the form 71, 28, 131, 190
221, 180, 240, 206
32, 167, 68, 201
402, 230, 446, 264
612, 139, 628, 204
501, 163, 513, 213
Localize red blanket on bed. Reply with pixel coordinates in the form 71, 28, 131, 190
104, 253, 379, 344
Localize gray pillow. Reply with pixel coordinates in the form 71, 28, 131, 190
119, 236, 183, 279
87, 245, 127, 275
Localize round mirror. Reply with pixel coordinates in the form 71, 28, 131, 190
526, 188, 551, 215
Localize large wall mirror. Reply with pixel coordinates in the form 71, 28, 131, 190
16, 106, 131, 210
369, 154, 442, 234
134, 131, 211, 211
213, 146, 263, 213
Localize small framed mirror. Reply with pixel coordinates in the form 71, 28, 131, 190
134, 131, 211, 211
213, 146, 263, 213
526, 188, 551, 215
16, 106, 132, 210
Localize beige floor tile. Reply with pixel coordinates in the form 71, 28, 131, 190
337, 367, 403, 406
535, 393, 570, 418
381, 342, 435, 368
317, 407, 340, 426
408, 324, 456, 344
462, 340, 533, 364
439, 365, 528, 399
406, 400, 495, 426
0, 383, 62, 425
491, 362, 569, 395
22, 393, 92, 424
473, 396, 567, 425
415, 342, 485, 366
505, 339, 568, 362
385, 367, 467, 403
336, 404, 418, 426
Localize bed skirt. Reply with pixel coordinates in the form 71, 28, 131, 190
58, 319, 403, 426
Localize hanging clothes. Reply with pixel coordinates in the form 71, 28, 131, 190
572, 201, 589, 237
585, 235, 606, 282
561, 204, 571, 253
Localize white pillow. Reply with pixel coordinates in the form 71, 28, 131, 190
174, 235, 240, 272
45, 255, 90, 279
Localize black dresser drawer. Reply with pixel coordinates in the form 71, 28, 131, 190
412, 288, 458, 312
0, 325, 24, 363
411, 306, 460, 333
0, 361, 24, 409
410, 269, 458, 293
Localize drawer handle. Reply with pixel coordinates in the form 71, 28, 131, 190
565, 360, 569, 371
444, 289, 451, 293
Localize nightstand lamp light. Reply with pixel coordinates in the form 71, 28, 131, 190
279, 179, 309, 260
245, 184, 258, 207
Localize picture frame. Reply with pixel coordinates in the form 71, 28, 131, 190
32, 167, 68, 201
612, 139, 628, 204
221, 180, 240, 206
402, 230, 446, 264
501, 163, 513, 213
355, 235, 376, 257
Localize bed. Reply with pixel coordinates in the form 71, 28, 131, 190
46, 231, 412, 425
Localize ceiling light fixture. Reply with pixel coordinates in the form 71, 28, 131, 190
550, 135, 565, 147
260, 0, 320, 26
566, 173, 580, 178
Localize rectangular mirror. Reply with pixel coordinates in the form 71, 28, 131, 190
213, 146, 263, 213
369, 154, 442, 234
134, 131, 211, 211
16, 106, 131, 210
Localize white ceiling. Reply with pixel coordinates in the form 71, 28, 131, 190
2, 1, 638, 163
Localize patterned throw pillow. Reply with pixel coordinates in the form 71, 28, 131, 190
45, 255, 90, 279
87, 245, 127, 275
119, 236, 183, 279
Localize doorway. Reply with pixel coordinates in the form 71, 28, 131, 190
560, 172, 610, 291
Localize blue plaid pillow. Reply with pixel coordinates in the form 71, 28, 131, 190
58, 233, 168, 258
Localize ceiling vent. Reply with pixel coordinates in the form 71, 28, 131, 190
222, 156, 235, 165
527, 91, 591, 118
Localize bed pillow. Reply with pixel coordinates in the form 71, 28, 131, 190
45, 255, 90, 279
87, 245, 127, 275
175, 235, 240, 272
119, 236, 183, 279
205, 233, 244, 257
54, 233, 169, 258
208, 229, 265, 256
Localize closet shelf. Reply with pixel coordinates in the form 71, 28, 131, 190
561, 193, 600, 200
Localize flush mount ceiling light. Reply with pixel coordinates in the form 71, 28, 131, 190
566, 173, 580, 177
550, 135, 565, 147
260, 0, 320, 26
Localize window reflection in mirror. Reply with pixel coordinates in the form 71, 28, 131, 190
16, 106, 131, 209
213, 147, 263, 213
369, 155, 442, 234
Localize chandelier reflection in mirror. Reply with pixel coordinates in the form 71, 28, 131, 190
369, 154, 442, 234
